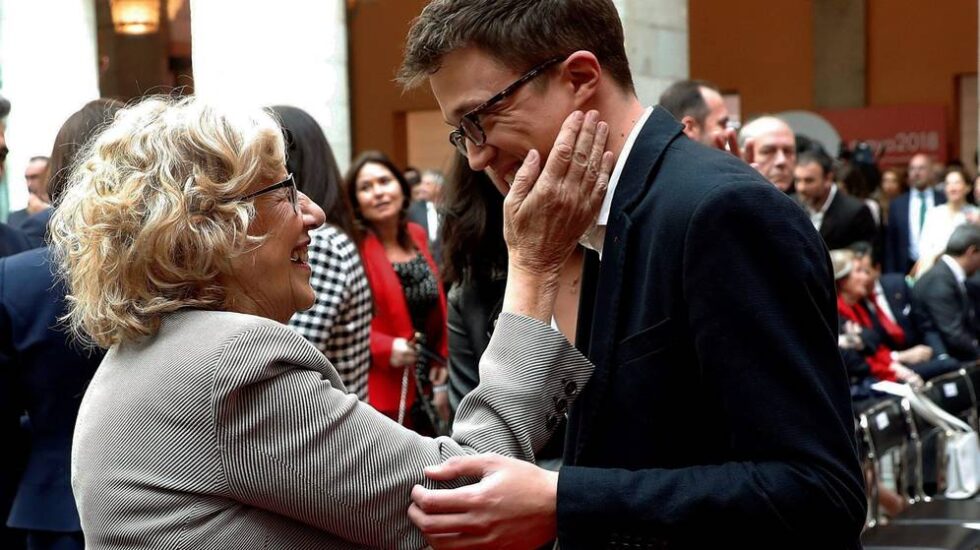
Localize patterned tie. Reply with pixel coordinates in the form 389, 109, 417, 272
918, 190, 928, 235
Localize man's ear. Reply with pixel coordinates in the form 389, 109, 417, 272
561, 50, 601, 105
680, 116, 700, 138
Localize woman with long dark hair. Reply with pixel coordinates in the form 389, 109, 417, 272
440, 153, 582, 467
346, 151, 449, 433
270, 106, 373, 399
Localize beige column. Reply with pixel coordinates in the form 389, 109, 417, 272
813, 0, 866, 109
0, 0, 100, 210
614, 0, 690, 106
190, 0, 351, 167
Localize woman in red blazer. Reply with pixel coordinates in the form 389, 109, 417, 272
345, 151, 449, 433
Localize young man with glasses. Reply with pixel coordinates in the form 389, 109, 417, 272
399, 1, 865, 548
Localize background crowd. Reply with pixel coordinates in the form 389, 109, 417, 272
0, 68, 976, 546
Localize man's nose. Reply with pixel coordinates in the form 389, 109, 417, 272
774, 149, 788, 166
466, 141, 495, 172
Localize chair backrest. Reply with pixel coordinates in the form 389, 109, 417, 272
923, 369, 977, 425
859, 398, 917, 526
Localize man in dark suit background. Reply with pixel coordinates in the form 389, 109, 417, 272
913, 224, 980, 362
7, 157, 50, 230
399, 1, 865, 547
885, 153, 946, 273
795, 149, 876, 250
0, 98, 119, 550
407, 169, 444, 266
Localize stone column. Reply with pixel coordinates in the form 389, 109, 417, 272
0, 0, 100, 212
614, 0, 689, 106
812, 0, 866, 109
190, 0, 351, 168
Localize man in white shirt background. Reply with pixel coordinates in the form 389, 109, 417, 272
885, 153, 947, 273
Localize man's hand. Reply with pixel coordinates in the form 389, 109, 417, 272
893, 345, 933, 365
713, 128, 741, 158
409, 454, 559, 550
891, 363, 924, 389
26, 193, 50, 215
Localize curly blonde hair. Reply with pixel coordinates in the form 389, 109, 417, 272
49, 96, 286, 348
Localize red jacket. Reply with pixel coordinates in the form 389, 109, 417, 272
359, 223, 448, 417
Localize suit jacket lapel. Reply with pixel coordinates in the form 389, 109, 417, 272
569, 107, 683, 461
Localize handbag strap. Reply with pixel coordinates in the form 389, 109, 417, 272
907, 389, 974, 434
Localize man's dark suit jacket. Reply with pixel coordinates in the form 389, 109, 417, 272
0, 247, 104, 534
559, 108, 866, 548
5, 210, 28, 230
913, 258, 980, 361
884, 189, 946, 273
18, 208, 50, 250
813, 191, 876, 250
877, 273, 947, 354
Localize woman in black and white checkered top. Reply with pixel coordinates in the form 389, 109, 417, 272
272, 106, 374, 400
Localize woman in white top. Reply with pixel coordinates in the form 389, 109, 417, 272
915, 168, 978, 277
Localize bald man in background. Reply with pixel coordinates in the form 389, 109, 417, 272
738, 116, 797, 194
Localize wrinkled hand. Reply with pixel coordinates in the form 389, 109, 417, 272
390, 336, 418, 367
429, 366, 451, 423
409, 454, 558, 550
26, 193, 50, 215
504, 110, 614, 281
891, 363, 924, 389
433, 390, 451, 425
894, 345, 933, 365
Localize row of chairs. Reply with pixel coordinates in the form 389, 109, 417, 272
859, 364, 980, 549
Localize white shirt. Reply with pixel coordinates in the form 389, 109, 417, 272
425, 201, 439, 243
941, 254, 967, 290
872, 280, 899, 325
908, 188, 935, 260
915, 204, 978, 277
579, 106, 654, 258
806, 184, 838, 232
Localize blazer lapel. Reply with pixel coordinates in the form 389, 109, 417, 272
569, 107, 683, 461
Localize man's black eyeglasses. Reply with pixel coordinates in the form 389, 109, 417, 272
449, 56, 565, 157
241, 173, 297, 212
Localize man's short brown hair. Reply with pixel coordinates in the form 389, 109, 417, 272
398, 0, 634, 93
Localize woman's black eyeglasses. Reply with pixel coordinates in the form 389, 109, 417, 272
241, 173, 297, 212
449, 56, 565, 157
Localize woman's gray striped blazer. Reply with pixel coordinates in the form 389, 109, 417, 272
71, 309, 592, 549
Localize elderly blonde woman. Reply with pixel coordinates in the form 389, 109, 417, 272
51, 97, 611, 549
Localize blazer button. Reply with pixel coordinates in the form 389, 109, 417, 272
555, 397, 568, 414
546, 414, 558, 430
564, 380, 578, 395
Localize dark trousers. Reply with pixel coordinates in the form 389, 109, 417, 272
26, 531, 83, 550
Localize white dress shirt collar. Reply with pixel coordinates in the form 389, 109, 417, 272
941, 254, 967, 287
580, 106, 654, 256
807, 183, 838, 231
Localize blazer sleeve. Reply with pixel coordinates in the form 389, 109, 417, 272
914, 275, 980, 360
557, 183, 866, 545
213, 313, 593, 549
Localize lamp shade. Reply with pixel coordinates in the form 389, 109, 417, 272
110, 0, 161, 35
